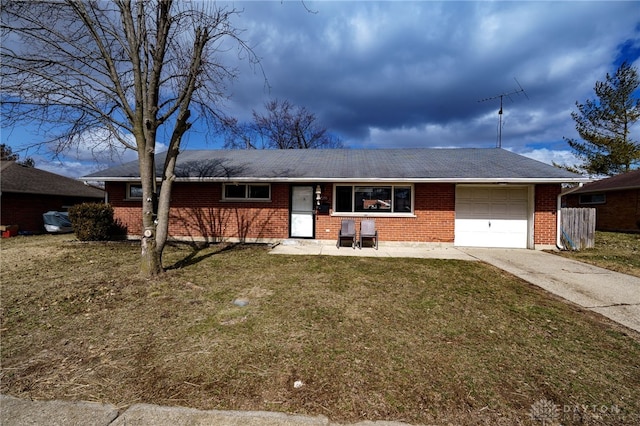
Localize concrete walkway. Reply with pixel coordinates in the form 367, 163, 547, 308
271, 239, 478, 260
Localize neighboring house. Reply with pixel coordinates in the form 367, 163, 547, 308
1, 161, 105, 233
82, 148, 587, 249
563, 169, 640, 233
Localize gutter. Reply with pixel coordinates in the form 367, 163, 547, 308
81, 176, 590, 184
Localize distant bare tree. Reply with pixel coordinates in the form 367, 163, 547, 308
225, 99, 343, 149
1, 0, 259, 275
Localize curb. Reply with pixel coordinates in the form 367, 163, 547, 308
1, 395, 417, 426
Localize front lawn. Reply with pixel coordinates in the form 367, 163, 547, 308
1, 235, 639, 425
554, 231, 640, 278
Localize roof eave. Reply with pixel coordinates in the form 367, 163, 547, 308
82, 176, 589, 184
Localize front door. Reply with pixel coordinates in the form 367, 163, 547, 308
290, 186, 315, 238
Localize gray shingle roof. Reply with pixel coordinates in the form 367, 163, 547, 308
1, 161, 105, 198
83, 148, 585, 183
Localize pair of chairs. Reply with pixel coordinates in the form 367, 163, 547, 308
336, 219, 378, 249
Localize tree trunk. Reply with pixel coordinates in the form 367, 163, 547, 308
139, 148, 164, 276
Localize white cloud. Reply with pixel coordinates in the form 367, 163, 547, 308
511, 148, 582, 168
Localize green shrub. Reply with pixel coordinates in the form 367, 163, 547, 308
68, 203, 115, 241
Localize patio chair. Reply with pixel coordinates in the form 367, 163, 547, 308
359, 219, 378, 250
336, 219, 356, 249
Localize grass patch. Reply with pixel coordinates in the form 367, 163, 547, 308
1, 234, 639, 425
553, 231, 640, 277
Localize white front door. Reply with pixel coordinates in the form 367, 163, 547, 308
290, 186, 315, 238
455, 186, 529, 248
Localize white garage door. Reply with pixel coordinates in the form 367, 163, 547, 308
455, 186, 529, 248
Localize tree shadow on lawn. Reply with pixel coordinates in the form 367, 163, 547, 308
164, 241, 259, 270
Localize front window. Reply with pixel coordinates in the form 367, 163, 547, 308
335, 185, 412, 213
223, 183, 271, 201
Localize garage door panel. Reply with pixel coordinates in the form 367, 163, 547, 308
455, 186, 529, 248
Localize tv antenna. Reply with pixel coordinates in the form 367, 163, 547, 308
478, 78, 529, 148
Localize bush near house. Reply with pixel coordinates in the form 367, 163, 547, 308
68, 203, 116, 241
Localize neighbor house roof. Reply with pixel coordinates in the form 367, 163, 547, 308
567, 169, 640, 195
82, 148, 586, 184
1, 161, 105, 198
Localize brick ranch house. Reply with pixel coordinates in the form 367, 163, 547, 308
563, 169, 640, 233
83, 148, 587, 249
1, 160, 105, 234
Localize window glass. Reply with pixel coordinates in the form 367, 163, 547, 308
579, 194, 605, 205
225, 184, 246, 199
249, 184, 270, 199
128, 184, 143, 199
394, 187, 412, 212
335, 185, 413, 213
355, 186, 391, 212
335, 186, 353, 212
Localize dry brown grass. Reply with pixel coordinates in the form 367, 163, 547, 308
2, 234, 639, 425
553, 231, 640, 278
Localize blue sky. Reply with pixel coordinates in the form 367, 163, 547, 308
2, 1, 640, 178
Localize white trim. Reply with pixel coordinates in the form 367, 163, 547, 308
125, 183, 143, 200
527, 185, 535, 249
84, 176, 589, 184
331, 212, 417, 218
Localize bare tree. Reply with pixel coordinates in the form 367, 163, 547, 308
1, 0, 258, 275
225, 99, 343, 149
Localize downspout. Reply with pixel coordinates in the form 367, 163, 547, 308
556, 190, 564, 250
557, 182, 585, 250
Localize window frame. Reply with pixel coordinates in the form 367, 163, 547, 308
332, 183, 415, 216
125, 183, 143, 200
579, 193, 606, 205
222, 183, 271, 202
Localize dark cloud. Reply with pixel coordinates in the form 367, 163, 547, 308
4, 1, 639, 176
223, 0, 640, 161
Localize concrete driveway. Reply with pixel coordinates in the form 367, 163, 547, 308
459, 248, 640, 333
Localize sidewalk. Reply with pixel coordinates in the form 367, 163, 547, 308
0, 394, 413, 426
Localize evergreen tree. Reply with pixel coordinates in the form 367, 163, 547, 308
563, 61, 640, 176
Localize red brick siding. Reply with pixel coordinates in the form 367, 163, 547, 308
109, 182, 560, 245
564, 189, 640, 232
534, 184, 560, 245
1, 192, 102, 233
107, 182, 290, 241
315, 183, 455, 242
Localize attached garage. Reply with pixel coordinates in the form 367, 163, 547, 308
455, 185, 531, 248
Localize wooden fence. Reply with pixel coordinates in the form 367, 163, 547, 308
560, 207, 595, 250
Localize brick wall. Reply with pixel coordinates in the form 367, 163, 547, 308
564, 189, 640, 232
107, 182, 290, 242
109, 182, 560, 245
315, 183, 455, 242
1, 192, 102, 233
534, 184, 560, 246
